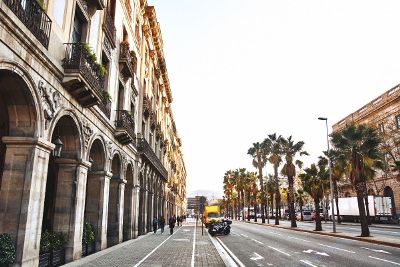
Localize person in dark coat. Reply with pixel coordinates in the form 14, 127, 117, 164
152, 217, 158, 234
169, 215, 176, 235
159, 216, 166, 234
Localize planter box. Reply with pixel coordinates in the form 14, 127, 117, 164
82, 242, 95, 257
38, 249, 65, 267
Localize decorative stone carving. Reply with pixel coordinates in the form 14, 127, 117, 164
82, 119, 94, 150
106, 140, 114, 159
38, 81, 62, 129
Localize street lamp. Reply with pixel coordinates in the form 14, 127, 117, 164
318, 117, 336, 233
52, 136, 63, 158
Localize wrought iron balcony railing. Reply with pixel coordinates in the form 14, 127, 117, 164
103, 11, 116, 48
98, 96, 111, 119
115, 110, 135, 145
3, 0, 52, 48
137, 137, 168, 180
62, 43, 104, 107
119, 42, 134, 78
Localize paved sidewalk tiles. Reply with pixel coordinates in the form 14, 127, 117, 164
63, 221, 225, 267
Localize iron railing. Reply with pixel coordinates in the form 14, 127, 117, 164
103, 11, 116, 48
3, 0, 52, 48
62, 43, 104, 95
99, 96, 111, 119
137, 138, 168, 180
115, 110, 135, 140
119, 41, 134, 77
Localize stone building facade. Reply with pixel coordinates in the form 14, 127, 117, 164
332, 85, 400, 219
0, 0, 186, 266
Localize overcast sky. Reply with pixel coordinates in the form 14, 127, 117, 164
148, 0, 400, 197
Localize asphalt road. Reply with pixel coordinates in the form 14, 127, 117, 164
258, 219, 400, 239
216, 221, 400, 267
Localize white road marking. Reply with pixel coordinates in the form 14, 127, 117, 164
252, 238, 264, 245
361, 247, 391, 254
268, 246, 291, 256
240, 234, 249, 238
174, 239, 190, 242
303, 249, 329, 257
289, 236, 311, 243
190, 223, 196, 267
268, 231, 281, 235
133, 227, 181, 267
318, 244, 355, 253
300, 260, 319, 267
215, 237, 246, 267
250, 252, 264, 261
369, 256, 400, 266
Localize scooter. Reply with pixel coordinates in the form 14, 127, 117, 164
208, 219, 232, 236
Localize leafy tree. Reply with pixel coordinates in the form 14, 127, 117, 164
331, 123, 383, 237
280, 136, 309, 227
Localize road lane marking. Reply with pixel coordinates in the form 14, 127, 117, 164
303, 249, 329, 256
240, 234, 248, 238
300, 260, 318, 267
252, 238, 263, 245
361, 247, 391, 254
318, 244, 355, 253
289, 236, 311, 243
250, 252, 264, 261
215, 237, 246, 267
268, 231, 282, 235
369, 256, 400, 265
190, 223, 196, 267
133, 226, 182, 267
268, 246, 291, 256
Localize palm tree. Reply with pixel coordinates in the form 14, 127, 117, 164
263, 133, 283, 225
248, 142, 268, 223
299, 163, 328, 231
223, 170, 235, 219
244, 171, 257, 221
331, 123, 382, 237
280, 136, 309, 228
295, 189, 306, 221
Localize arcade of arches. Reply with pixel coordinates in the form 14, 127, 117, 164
0, 70, 181, 266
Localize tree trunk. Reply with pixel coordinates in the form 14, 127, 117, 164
275, 188, 280, 225
314, 198, 322, 231
288, 175, 297, 227
333, 178, 341, 223
247, 191, 251, 222
356, 184, 370, 237
364, 195, 371, 225
242, 190, 245, 221
300, 199, 304, 221
254, 203, 257, 222
270, 192, 274, 217
259, 164, 266, 223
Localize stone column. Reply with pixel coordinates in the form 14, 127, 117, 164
117, 179, 126, 244
123, 184, 134, 241
132, 185, 140, 238
52, 158, 90, 262
143, 189, 148, 233
86, 171, 111, 251
0, 137, 54, 267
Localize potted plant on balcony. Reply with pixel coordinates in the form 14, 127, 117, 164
82, 222, 95, 257
0, 233, 15, 267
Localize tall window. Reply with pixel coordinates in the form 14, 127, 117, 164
72, 11, 84, 43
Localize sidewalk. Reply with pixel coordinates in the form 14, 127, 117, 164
237, 219, 400, 248
63, 220, 225, 267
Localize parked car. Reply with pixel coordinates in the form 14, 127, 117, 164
311, 209, 325, 221
297, 210, 312, 221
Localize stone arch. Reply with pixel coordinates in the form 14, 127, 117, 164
384, 186, 396, 216
48, 110, 83, 158
83, 137, 107, 254
108, 153, 122, 247
123, 163, 134, 241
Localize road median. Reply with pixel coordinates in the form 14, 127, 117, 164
238, 220, 400, 248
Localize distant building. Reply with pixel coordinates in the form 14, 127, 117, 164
187, 196, 206, 214
332, 85, 400, 219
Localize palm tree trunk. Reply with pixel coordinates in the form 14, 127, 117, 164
364, 195, 371, 225
247, 191, 251, 221
254, 203, 258, 222
288, 175, 297, 227
333, 179, 341, 223
356, 183, 370, 237
259, 165, 266, 223
270, 192, 274, 217
315, 198, 322, 231
300, 199, 304, 221
275, 190, 280, 225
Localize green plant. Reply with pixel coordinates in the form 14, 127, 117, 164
82, 222, 95, 245
40, 230, 52, 253
98, 64, 107, 77
0, 234, 15, 265
40, 231, 67, 252
102, 90, 112, 101
83, 44, 97, 62
36, 0, 46, 11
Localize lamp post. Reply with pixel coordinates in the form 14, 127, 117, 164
318, 117, 336, 233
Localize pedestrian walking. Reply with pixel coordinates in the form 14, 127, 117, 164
152, 217, 158, 234
169, 215, 176, 235
159, 216, 165, 234
177, 216, 181, 227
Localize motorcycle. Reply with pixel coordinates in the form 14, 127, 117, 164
208, 219, 232, 236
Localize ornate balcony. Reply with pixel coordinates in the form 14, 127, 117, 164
103, 11, 116, 49
150, 111, 156, 130
143, 96, 151, 119
3, 0, 52, 48
115, 110, 135, 145
98, 96, 111, 119
119, 42, 134, 78
137, 138, 168, 180
62, 43, 104, 107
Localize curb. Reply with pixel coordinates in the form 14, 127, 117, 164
239, 220, 400, 248
298, 221, 400, 230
